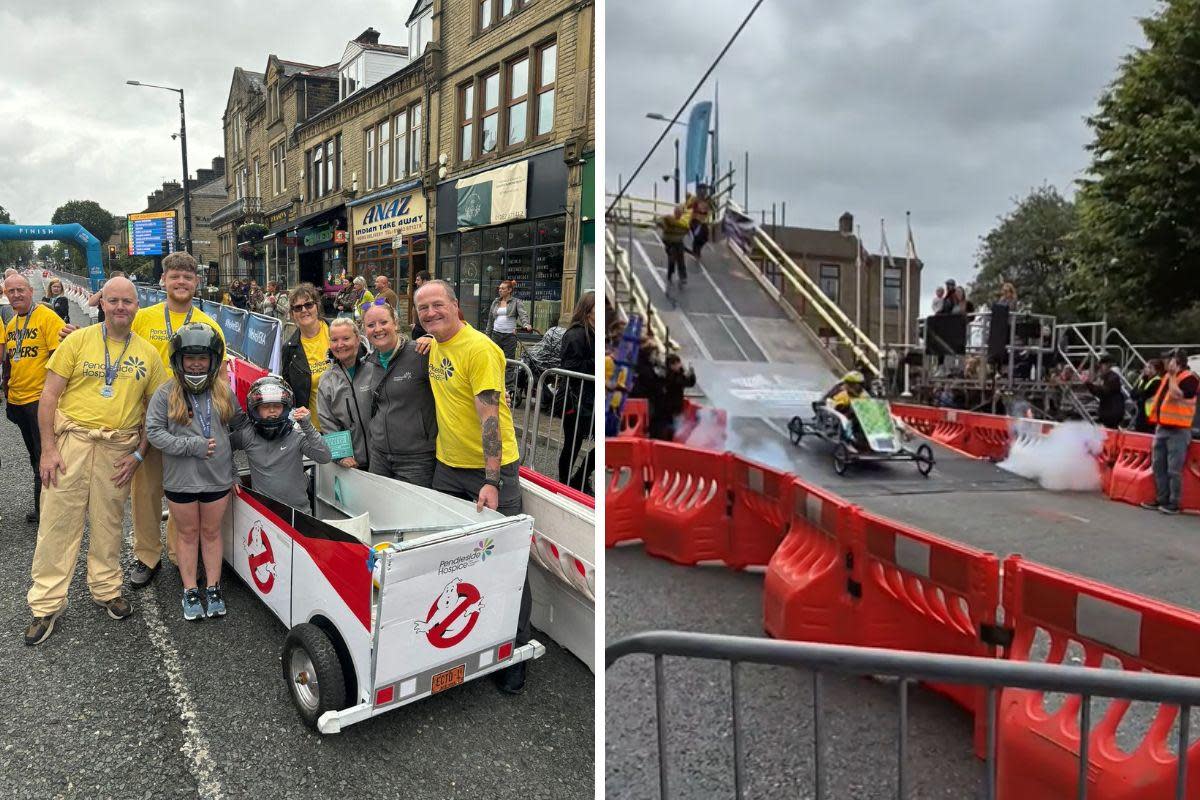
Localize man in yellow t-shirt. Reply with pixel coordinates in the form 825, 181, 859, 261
24, 277, 167, 646
127, 251, 224, 588
3, 273, 67, 523
414, 279, 530, 694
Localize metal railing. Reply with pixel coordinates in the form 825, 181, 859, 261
604, 223, 676, 350
607, 630, 1200, 800
208, 196, 263, 227
505, 358, 536, 464
524, 367, 595, 494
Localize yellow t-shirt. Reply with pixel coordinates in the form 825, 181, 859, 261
48, 325, 168, 430
5, 304, 66, 404
427, 324, 520, 468
131, 302, 225, 370
301, 322, 332, 431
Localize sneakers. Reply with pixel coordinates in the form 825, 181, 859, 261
128, 559, 160, 589
493, 661, 527, 695
24, 610, 63, 646
204, 585, 227, 618
1139, 501, 1161, 511
182, 588, 204, 621
94, 595, 133, 620
1160, 504, 1181, 515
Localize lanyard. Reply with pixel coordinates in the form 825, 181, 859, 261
193, 391, 213, 438
102, 325, 133, 388
11, 308, 36, 356
164, 303, 193, 339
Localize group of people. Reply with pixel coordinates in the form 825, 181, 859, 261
3, 252, 555, 694
654, 183, 715, 286
1, 269, 70, 326
624, 332, 696, 441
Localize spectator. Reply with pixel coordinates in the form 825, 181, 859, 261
24, 277, 167, 645
231, 375, 331, 515
1131, 359, 1165, 434
936, 279, 958, 314
631, 338, 663, 404
41, 279, 70, 322
87, 270, 125, 324
373, 274, 399, 309
1089, 355, 1126, 429
247, 280, 265, 313
930, 286, 946, 315
414, 279, 532, 693
686, 183, 714, 259
655, 205, 690, 285
230, 279, 248, 310
951, 286, 975, 314
317, 316, 372, 470
1141, 351, 1198, 515
359, 300, 438, 487
558, 291, 595, 493
0, 274, 13, 326
997, 282, 1018, 310
126, 252, 225, 589
411, 270, 431, 339
144, 324, 237, 620
3, 273, 67, 522
485, 279, 532, 396
336, 275, 373, 320
280, 283, 331, 432
261, 281, 281, 318
649, 353, 697, 441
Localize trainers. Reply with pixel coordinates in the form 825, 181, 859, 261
128, 559, 160, 589
204, 585, 227, 618
1160, 504, 1181, 515
493, 661, 527, 695
182, 588, 205, 621
1139, 501, 1161, 511
94, 595, 133, 620
24, 610, 63, 646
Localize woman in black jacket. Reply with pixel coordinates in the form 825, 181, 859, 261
278, 283, 331, 421
558, 291, 595, 493
42, 278, 70, 322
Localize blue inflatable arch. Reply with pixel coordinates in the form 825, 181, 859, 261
0, 223, 105, 290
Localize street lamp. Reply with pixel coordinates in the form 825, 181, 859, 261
127, 80, 192, 256
646, 111, 718, 204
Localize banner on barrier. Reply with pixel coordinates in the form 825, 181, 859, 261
242, 313, 279, 370
218, 306, 249, 355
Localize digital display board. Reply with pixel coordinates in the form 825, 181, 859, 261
127, 210, 177, 256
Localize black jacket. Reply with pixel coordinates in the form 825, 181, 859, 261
1090, 369, 1126, 427
279, 328, 315, 411
654, 367, 697, 422
560, 323, 595, 409
44, 296, 69, 322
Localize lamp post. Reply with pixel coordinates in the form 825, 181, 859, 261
648, 112, 716, 204
127, 80, 192, 255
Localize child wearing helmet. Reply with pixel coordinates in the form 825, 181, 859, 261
822, 370, 870, 447
230, 374, 331, 515
145, 323, 238, 621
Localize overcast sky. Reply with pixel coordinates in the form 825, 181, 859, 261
0, 0, 417, 229
606, 0, 1158, 293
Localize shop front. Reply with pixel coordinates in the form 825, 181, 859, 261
262, 203, 298, 290
435, 147, 571, 332
293, 208, 348, 293
348, 181, 428, 328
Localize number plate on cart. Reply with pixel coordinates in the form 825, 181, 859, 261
432, 664, 466, 694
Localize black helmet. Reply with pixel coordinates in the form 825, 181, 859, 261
246, 375, 294, 440
169, 323, 225, 395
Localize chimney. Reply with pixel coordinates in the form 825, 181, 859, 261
355, 27, 381, 45
838, 212, 853, 236
212, 156, 226, 175
196, 168, 214, 184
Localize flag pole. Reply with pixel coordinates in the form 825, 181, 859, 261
903, 211, 914, 397
855, 224, 863, 339
879, 217, 886, 351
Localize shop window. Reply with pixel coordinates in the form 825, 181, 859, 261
461, 229, 482, 254
508, 220, 533, 248
482, 226, 505, 252
441, 233, 460, 256
538, 216, 566, 244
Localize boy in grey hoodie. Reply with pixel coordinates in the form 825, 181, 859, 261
231, 375, 332, 514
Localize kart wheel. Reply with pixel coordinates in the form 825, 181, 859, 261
833, 443, 850, 476
282, 623, 347, 731
916, 444, 935, 477
788, 416, 804, 446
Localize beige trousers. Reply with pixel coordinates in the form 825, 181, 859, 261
28, 413, 140, 616
130, 444, 178, 568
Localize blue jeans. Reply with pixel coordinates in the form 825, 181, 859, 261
1152, 425, 1192, 507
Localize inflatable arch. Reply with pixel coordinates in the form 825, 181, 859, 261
0, 224, 104, 290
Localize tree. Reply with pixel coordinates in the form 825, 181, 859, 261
0, 205, 35, 267
1073, 0, 1200, 330
36, 244, 54, 262
969, 185, 1079, 319
50, 200, 115, 271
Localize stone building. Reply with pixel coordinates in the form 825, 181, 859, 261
134, 155, 226, 277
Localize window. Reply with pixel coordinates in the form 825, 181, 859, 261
326, 135, 337, 193
393, 110, 408, 180
270, 141, 286, 196
408, 10, 433, 58
313, 145, 324, 199
884, 265, 902, 309
306, 136, 340, 200
366, 127, 376, 190
269, 83, 280, 122
231, 111, 244, 152
535, 42, 556, 137
235, 167, 247, 200
459, 83, 474, 162
340, 58, 362, 100
819, 264, 840, 303
479, 0, 528, 30
253, 159, 261, 198
377, 119, 390, 186
480, 0, 492, 30
411, 103, 422, 173
506, 57, 528, 146
481, 71, 500, 154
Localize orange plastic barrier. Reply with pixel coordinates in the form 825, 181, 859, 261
619, 398, 649, 438
674, 399, 728, 446
727, 458, 793, 570
1183, 439, 1200, 513
998, 556, 1200, 799
762, 481, 860, 646
1107, 431, 1157, 506
857, 511, 1001, 755
642, 443, 732, 566
1097, 428, 1122, 495
962, 411, 1012, 461
890, 402, 941, 438
605, 437, 650, 547
228, 356, 269, 408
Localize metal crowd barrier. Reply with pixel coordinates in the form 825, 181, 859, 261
504, 358, 535, 463
607, 630, 1200, 800
525, 367, 595, 493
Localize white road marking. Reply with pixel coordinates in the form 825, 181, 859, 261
715, 314, 752, 360
689, 253, 775, 363
631, 237, 713, 360
132, 527, 226, 800
631, 239, 669, 295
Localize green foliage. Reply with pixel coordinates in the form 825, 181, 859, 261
1073, 0, 1200, 324
36, 244, 54, 262
969, 185, 1080, 319
0, 205, 35, 267
50, 200, 116, 268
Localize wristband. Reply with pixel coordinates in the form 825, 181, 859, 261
132, 451, 144, 463
483, 477, 501, 489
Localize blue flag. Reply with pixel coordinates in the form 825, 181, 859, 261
685, 102, 713, 186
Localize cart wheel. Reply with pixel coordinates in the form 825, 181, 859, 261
282, 623, 346, 731
833, 443, 850, 476
788, 416, 804, 446
916, 444, 935, 477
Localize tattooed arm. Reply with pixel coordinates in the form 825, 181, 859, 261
472, 388, 503, 511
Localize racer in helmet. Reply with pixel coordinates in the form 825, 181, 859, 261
245, 375, 294, 440
821, 370, 870, 447
169, 322, 225, 394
